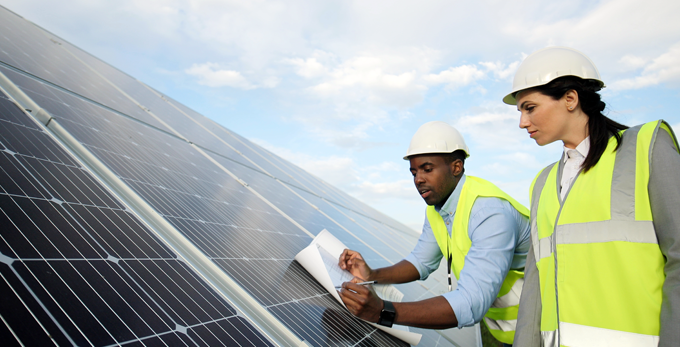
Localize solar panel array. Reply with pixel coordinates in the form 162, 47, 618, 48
0, 5, 478, 347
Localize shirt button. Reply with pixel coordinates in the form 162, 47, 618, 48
446, 222, 449, 225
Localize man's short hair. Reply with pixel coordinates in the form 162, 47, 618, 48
442, 150, 466, 165
441, 150, 466, 175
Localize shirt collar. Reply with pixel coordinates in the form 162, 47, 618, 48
562, 136, 590, 163
435, 174, 466, 215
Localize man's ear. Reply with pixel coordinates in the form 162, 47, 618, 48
451, 159, 464, 177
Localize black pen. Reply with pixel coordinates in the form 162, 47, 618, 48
335, 280, 377, 289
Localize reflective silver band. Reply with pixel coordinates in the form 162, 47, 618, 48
536, 236, 552, 261
493, 278, 523, 308
555, 220, 657, 245
611, 125, 640, 220
541, 330, 559, 347
483, 317, 517, 332
560, 322, 659, 347
531, 163, 556, 261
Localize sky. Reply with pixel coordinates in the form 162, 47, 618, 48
4, 0, 680, 231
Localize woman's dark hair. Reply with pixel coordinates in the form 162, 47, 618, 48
533, 76, 628, 172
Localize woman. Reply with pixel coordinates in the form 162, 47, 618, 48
503, 47, 680, 347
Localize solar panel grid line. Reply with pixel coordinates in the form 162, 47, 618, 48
135, 95, 414, 265
0, 314, 23, 347
2, 264, 80, 346
26, 41, 306, 237
248, 144, 415, 236
2, 57, 317, 250
0, 149, 197, 344
266, 296, 381, 346
244, 173, 398, 264
312, 198, 415, 257
0, 92, 290, 346
157, 95, 410, 237
0, 60, 188, 149
133, 82, 375, 239
0, 64, 53, 126
0, 12, 176, 133
0, 91, 282, 346
40, 119, 309, 347
0, 13, 460, 346
185, 142, 315, 238
19, 58, 420, 270
0, 265, 62, 347
340, 210, 416, 256
39, 34, 191, 145
138, 83, 282, 180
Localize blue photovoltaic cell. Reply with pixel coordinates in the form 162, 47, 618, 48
0, 5, 462, 346
0, 92, 274, 347
0, 7, 174, 133
0, 76, 411, 346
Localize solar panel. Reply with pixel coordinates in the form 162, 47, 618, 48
0, 4, 476, 346
5, 66, 411, 347
0, 92, 275, 347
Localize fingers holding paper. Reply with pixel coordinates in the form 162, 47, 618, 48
338, 279, 383, 323
338, 249, 372, 280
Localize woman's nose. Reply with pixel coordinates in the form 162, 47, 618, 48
519, 112, 530, 129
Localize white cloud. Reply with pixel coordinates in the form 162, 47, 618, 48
185, 62, 255, 89
479, 60, 521, 80
424, 64, 485, 89
610, 43, 680, 90
618, 55, 648, 71
307, 53, 428, 108
454, 109, 527, 150
289, 57, 326, 78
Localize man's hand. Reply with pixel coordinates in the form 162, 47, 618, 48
338, 278, 384, 323
338, 249, 372, 280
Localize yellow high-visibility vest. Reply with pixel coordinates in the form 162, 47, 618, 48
529, 120, 679, 347
428, 176, 529, 344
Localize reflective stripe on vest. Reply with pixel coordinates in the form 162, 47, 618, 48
427, 176, 529, 344
529, 120, 679, 347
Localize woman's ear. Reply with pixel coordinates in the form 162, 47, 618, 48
564, 89, 579, 111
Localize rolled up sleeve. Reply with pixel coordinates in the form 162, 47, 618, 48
442, 198, 520, 328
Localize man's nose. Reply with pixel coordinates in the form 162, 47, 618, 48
414, 173, 425, 185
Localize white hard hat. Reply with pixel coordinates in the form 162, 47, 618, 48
404, 121, 469, 160
503, 46, 605, 105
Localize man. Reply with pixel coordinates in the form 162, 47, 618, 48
338, 121, 531, 345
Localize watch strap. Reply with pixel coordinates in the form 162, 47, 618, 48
378, 300, 396, 327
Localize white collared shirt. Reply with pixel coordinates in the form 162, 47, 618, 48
561, 137, 590, 200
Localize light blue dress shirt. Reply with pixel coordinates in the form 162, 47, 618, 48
404, 175, 531, 328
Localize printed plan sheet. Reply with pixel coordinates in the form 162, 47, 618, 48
295, 229, 422, 345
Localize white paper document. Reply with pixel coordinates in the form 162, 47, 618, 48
294, 229, 422, 346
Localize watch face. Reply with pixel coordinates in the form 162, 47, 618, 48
378, 310, 396, 328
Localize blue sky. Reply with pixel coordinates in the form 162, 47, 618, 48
5, 0, 680, 231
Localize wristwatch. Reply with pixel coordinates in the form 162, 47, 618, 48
378, 300, 396, 327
